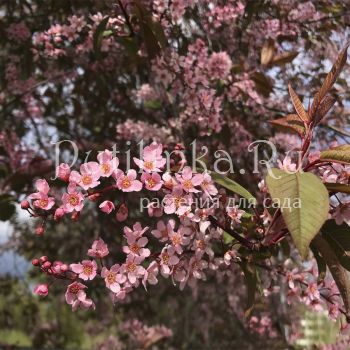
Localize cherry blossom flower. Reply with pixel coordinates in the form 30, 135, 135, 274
123, 235, 150, 258
151, 219, 175, 242
97, 149, 119, 177
116, 169, 142, 192
332, 203, 350, 226
200, 173, 218, 197
121, 255, 146, 284
142, 261, 159, 290
101, 264, 126, 293
62, 183, 84, 213
175, 166, 203, 193
169, 226, 191, 254
87, 238, 109, 258
277, 156, 297, 172
133, 142, 166, 172
69, 161, 101, 190
208, 51, 232, 80
124, 222, 149, 240
28, 179, 55, 210
99, 200, 115, 214
188, 256, 208, 280
159, 246, 179, 277
72, 297, 95, 311
65, 282, 87, 305
141, 172, 163, 191
226, 205, 245, 224
56, 163, 71, 181
70, 260, 97, 281
192, 232, 214, 259
34, 284, 49, 297
163, 186, 192, 215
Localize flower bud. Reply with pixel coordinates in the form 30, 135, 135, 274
116, 203, 128, 222
43, 261, 52, 269
56, 163, 71, 182
71, 211, 79, 221
54, 207, 65, 221
39, 256, 48, 263
21, 200, 30, 209
60, 264, 68, 272
99, 200, 115, 214
32, 258, 40, 266
35, 226, 45, 235
34, 284, 49, 297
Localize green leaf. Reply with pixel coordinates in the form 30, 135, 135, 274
210, 172, 257, 206
144, 100, 161, 109
325, 183, 350, 194
93, 16, 110, 59
322, 220, 350, 271
320, 144, 350, 165
266, 168, 329, 259
0, 194, 16, 221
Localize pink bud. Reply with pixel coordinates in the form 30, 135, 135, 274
21, 200, 30, 209
71, 211, 79, 221
35, 226, 45, 235
60, 264, 68, 272
43, 261, 52, 269
34, 284, 49, 297
32, 258, 40, 266
116, 203, 128, 222
39, 256, 48, 263
54, 207, 65, 221
56, 163, 71, 182
99, 200, 115, 214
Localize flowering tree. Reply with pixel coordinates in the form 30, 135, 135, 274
1, 0, 350, 347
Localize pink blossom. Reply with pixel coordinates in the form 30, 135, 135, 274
69, 162, 101, 190
277, 156, 297, 172
65, 282, 87, 305
116, 170, 142, 192
116, 203, 128, 222
123, 222, 148, 239
34, 284, 49, 297
62, 183, 84, 212
28, 179, 55, 210
101, 264, 126, 293
56, 163, 71, 181
208, 51, 232, 80
163, 186, 192, 215
70, 260, 97, 281
175, 166, 203, 193
200, 173, 218, 197
87, 238, 109, 258
121, 255, 146, 284
192, 232, 214, 259
72, 297, 95, 311
151, 219, 175, 242
99, 200, 115, 214
188, 256, 208, 280
141, 172, 163, 191
97, 150, 119, 177
305, 282, 320, 301
169, 226, 191, 254
142, 261, 159, 290
159, 246, 179, 277
226, 205, 245, 224
147, 202, 163, 217
133, 142, 166, 172
123, 235, 150, 258
332, 203, 350, 226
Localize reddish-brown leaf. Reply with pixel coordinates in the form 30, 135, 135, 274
310, 45, 349, 118
269, 114, 306, 137
288, 84, 310, 122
